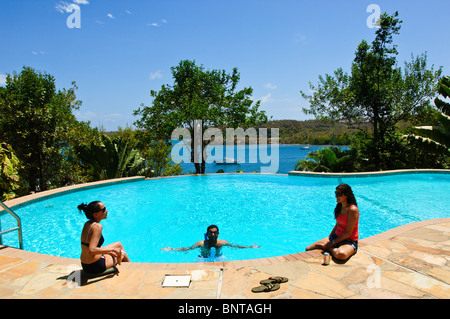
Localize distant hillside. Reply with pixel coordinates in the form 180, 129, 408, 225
256, 119, 371, 145
106, 119, 371, 145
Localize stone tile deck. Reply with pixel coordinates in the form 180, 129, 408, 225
1, 218, 449, 299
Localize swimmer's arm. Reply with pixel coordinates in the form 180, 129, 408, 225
223, 241, 260, 249
162, 241, 203, 252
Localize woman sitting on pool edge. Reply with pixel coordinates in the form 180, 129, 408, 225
306, 184, 359, 261
162, 225, 260, 258
78, 201, 130, 274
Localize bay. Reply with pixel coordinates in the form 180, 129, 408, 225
176, 144, 338, 174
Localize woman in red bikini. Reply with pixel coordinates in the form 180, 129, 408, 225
306, 184, 359, 261
79, 201, 130, 274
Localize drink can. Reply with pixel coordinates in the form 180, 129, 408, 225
323, 252, 330, 265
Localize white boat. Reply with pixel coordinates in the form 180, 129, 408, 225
215, 158, 240, 165
300, 145, 311, 150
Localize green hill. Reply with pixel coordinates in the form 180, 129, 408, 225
256, 120, 370, 145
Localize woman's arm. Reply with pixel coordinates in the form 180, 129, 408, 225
88, 224, 121, 257
329, 224, 338, 237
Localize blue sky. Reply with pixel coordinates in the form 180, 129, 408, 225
1, 0, 449, 131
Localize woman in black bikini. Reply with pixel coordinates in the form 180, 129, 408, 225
78, 201, 130, 274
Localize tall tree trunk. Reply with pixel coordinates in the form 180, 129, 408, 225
38, 148, 46, 191
373, 107, 381, 171
201, 160, 206, 174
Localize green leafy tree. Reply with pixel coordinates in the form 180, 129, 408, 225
134, 60, 268, 174
0, 67, 84, 191
142, 140, 183, 177
301, 12, 442, 170
0, 143, 21, 201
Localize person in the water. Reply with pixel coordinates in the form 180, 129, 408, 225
162, 225, 260, 258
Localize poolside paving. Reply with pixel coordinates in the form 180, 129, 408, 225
0, 218, 449, 299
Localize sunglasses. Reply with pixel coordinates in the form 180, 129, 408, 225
335, 191, 344, 197
207, 231, 219, 236
98, 207, 107, 213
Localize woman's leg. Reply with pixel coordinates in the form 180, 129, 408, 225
103, 253, 118, 269
306, 237, 331, 251
103, 242, 130, 263
330, 244, 356, 260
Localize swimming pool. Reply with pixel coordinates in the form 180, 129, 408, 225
1, 172, 449, 263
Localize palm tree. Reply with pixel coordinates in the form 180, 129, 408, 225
76, 134, 146, 181
294, 147, 353, 172
411, 76, 450, 154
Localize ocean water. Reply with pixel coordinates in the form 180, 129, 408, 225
176, 144, 329, 174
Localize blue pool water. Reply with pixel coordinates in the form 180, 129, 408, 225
1, 173, 449, 263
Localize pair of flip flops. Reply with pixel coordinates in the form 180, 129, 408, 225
251, 276, 289, 293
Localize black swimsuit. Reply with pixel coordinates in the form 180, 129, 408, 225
81, 223, 107, 274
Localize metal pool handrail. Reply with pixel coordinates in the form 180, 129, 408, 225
0, 200, 23, 250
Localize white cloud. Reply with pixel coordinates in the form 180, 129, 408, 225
149, 70, 163, 80
259, 93, 273, 104
75, 110, 136, 131
75, 110, 97, 120
0, 74, 7, 86
264, 83, 278, 90
107, 13, 115, 19
55, 0, 88, 13
55, 1, 71, 13
125, 10, 133, 15
32, 51, 46, 55
147, 20, 167, 27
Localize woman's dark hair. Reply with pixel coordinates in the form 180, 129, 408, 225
334, 184, 357, 219
78, 201, 103, 220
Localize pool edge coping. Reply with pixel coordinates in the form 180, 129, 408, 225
3, 176, 146, 209
288, 168, 450, 177
1, 217, 449, 271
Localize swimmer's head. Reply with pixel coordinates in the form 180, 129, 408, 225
205, 225, 219, 242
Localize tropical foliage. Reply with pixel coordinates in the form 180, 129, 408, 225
410, 76, 450, 155
294, 147, 355, 173
75, 134, 146, 181
0, 143, 21, 201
